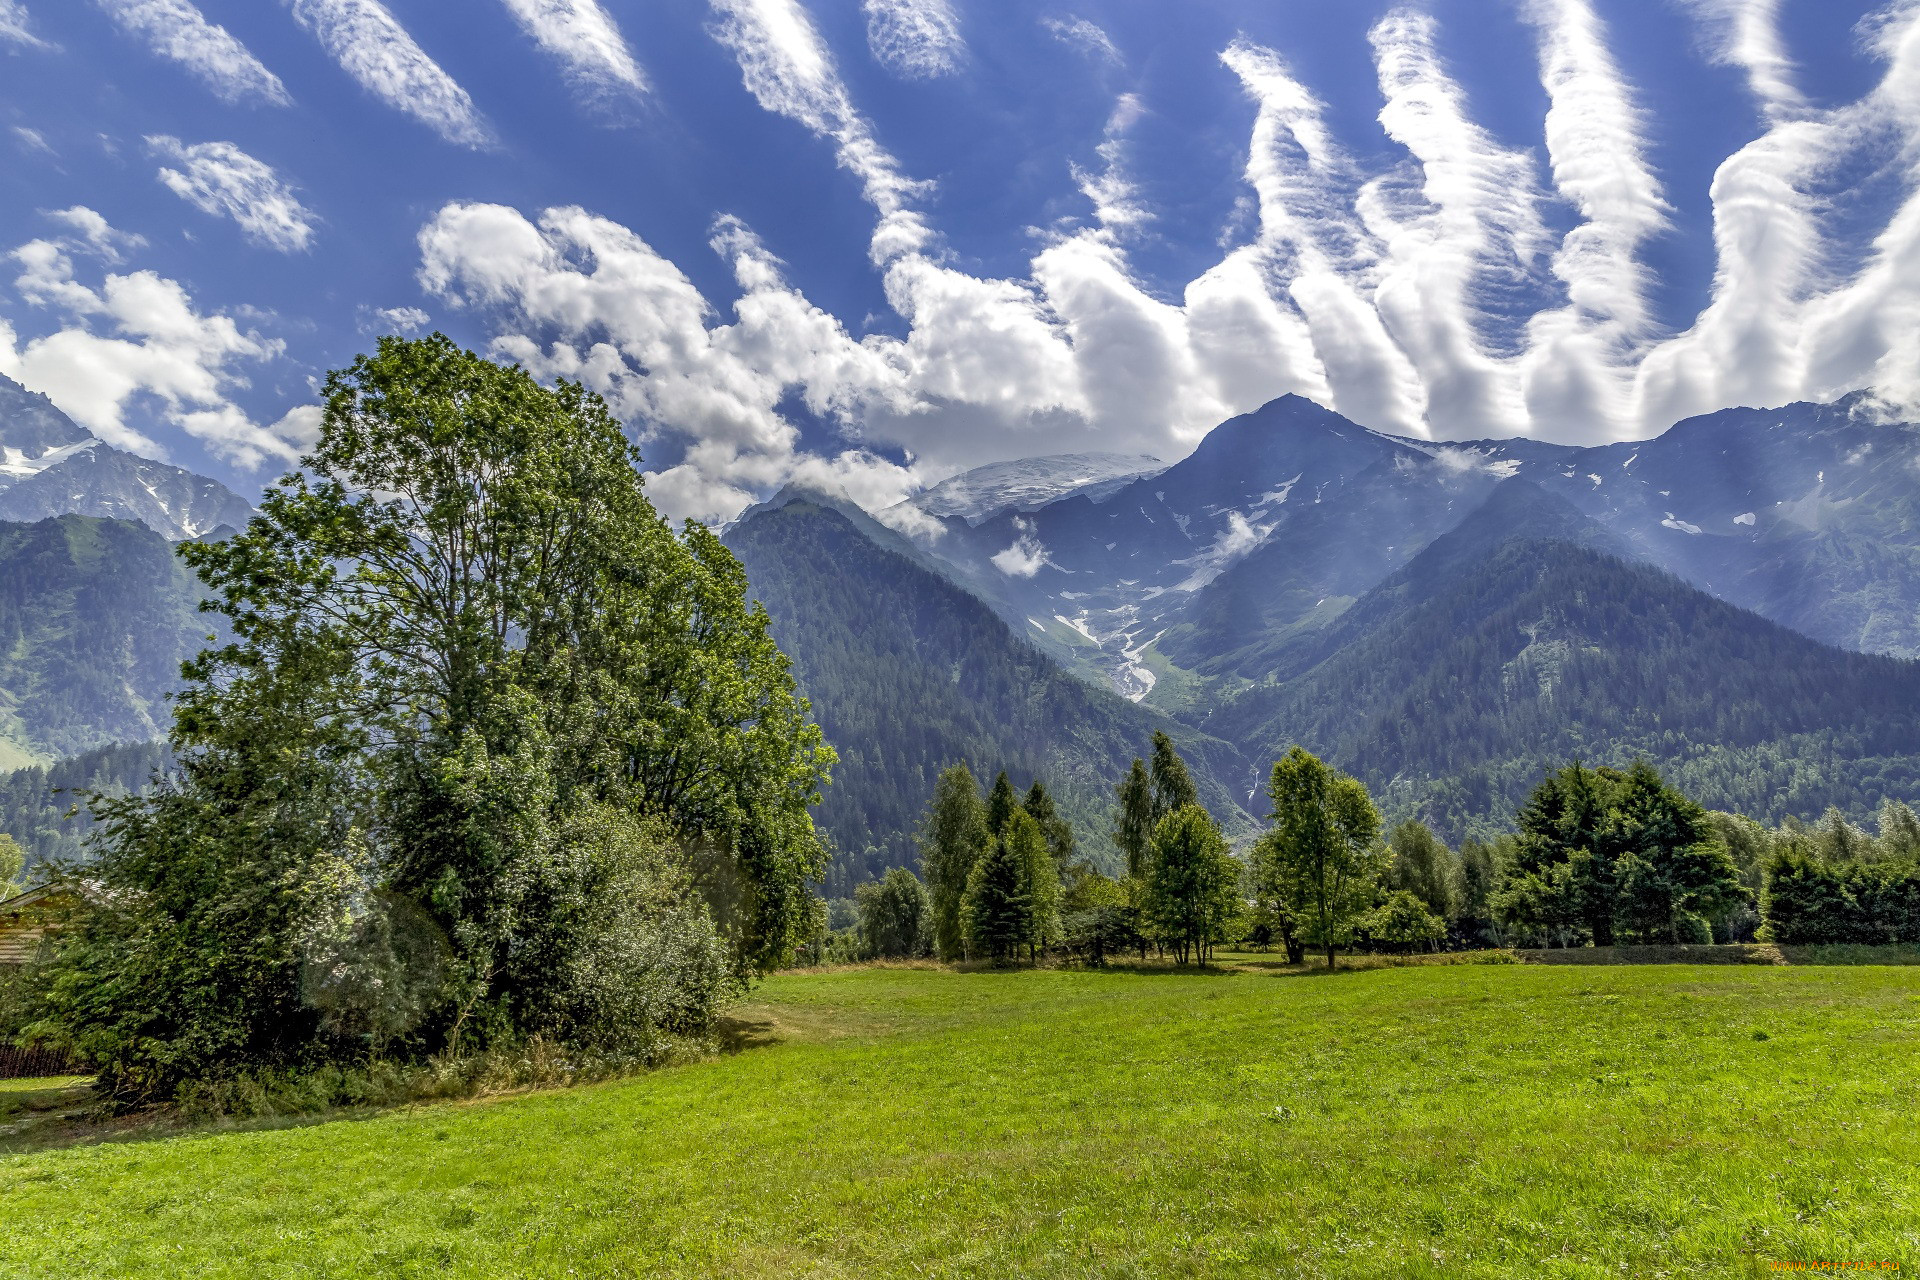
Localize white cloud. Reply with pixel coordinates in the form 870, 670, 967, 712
417, 200, 919, 522
863, 0, 963, 79
95, 0, 289, 106
1042, 15, 1119, 64
1679, 0, 1808, 121
11, 126, 53, 156
0, 0, 50, 49
286, 0, 491, 148
1072, 93, 1151, 233
42, 206, 147, 263
708, 0, 931, 261
147, 137, 317, 252
1365, 9, 1546, 438
1516, 0, 1670, 438
499, 0, 647, 112
992, 521, 1054, 576
417, 1, 1920, 523
360, 304, 430, 334
2, 211, 296, 467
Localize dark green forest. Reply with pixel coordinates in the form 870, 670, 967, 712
1206, 538, 1920, 843
0, 741, 171, 870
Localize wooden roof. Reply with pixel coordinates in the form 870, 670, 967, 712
0, 883, 86, 966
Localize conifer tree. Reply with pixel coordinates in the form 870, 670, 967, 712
985, 771, 1020, 838
963, 811, 1037, 964
1011, 809, 1061, 961
919, 764, 989, 961
1023, 781, 1077, 872
1611, 761, 1746, 942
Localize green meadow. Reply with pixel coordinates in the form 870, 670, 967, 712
4, 959, 1918, 1279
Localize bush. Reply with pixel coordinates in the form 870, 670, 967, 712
1363, 891, 1448, 954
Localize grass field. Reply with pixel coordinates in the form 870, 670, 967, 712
3, 959, 1919, 1278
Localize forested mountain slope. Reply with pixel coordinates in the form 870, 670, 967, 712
1205, 534, 1920, 843
0, 515, 214, 766
0, 741, 173, 870
724, 499, 1251, 891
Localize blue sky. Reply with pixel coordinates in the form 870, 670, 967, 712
0, 0, 1912, 520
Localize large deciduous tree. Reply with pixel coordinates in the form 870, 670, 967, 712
30, 336, 834, 1101
1252, 747, 1384, 968
1141, 805, 1241, 965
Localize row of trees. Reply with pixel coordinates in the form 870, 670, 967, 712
10, 338, 838, 1104
853, 743, 1920, 969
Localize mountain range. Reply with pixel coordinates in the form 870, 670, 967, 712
0, 375, 256, 542
3, 374, 1919, 874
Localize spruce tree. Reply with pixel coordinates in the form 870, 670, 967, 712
1611, 761, 1746, 942
1010, 809, 1061, 961
963, 812, 1036, 964
919, 764, 990, 961
985, 771, 1020, 838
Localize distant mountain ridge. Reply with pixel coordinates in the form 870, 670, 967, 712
880, 393, 1920, 704
0, 374, 256, 541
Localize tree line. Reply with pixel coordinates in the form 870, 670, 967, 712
822, 741, 1920, 968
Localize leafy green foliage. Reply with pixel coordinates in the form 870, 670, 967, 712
1364, 890, 1447, 953
25, 336, 828, 1102
1140, 805, 1241, 965
1493, 762, 1747, 947
855, 868, 930, 959
0, 832, 23, 897
1110, 758, 1154, 880
1384, 819, 1460, 923
963, 811, 1042, 963
918, 764, 989, 962
1252, 747, 1386, 967
1763, 843, 1920, 944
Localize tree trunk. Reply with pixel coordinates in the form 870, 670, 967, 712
1326, 942, 1336, 969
